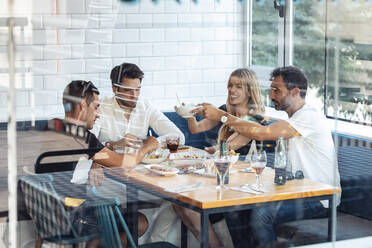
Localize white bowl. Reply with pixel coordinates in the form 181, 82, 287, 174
174, 104, 199, 118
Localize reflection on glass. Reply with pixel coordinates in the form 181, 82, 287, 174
252, 0, 278, 67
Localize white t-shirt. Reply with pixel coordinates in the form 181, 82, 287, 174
91, 96, 185, 146
286, 104, 341, 207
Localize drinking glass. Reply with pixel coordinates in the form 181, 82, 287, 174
214, 157, 231, 190
166, 135, 180, 153
251, 150, 267, 190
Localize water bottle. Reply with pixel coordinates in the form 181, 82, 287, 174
285, 139, 294, 180
217, 139, 229, 185
274, 137, 287, 185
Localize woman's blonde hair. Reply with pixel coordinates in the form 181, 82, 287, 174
218, 68, 265, 143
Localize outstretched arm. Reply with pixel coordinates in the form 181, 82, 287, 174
228, 119, 298, 141
186, 117, 219, 134
92, 136, 159, 171
227, 133, 252, 151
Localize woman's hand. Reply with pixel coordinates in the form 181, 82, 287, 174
204, 146, 218, 154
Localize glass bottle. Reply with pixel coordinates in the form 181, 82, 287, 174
274, 137, 287, 185
285, 139, 294, 180
217, 139, 229, 185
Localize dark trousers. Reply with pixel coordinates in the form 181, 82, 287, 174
225, 200, 328, 248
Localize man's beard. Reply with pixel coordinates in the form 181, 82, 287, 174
116, 96, 137, 108
272, 99, 290, 111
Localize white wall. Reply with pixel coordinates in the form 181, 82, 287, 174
0, 0, 246, 122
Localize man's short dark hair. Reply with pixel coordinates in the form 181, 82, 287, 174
63, 80, 99, 114
270, 66, 308, 98
110, 62, 144, 86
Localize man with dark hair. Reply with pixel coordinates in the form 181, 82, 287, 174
63, 80, 158, 168
62, 80, 157, 247
270, 66, 308, 99
91, 62, 184, 151
199, 66, 340, 247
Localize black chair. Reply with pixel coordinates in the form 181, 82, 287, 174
34, 148, 102, 174
20, 174, 101, 248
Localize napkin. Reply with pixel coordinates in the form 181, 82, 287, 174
239, 168, 254, 173
229, 185, 264, 194
165, 183, 202, 193
71, 157, 93, 184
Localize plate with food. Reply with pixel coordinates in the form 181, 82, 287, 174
169, 151, 210, 160
142, 149, 170, 164
194, 168, 238, 177
144, 164, 179, 176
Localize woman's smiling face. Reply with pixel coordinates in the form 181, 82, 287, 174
227, 76, 250, 107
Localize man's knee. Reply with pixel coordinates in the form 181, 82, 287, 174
250, 207, 274, 229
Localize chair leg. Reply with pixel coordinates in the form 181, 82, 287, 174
34, 237, 43, 248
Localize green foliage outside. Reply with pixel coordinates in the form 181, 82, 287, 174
252, 0, 371, 124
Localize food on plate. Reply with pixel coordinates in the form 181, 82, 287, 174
147, 154, 162, 159
229, 150, 239, 156
183, 154, 205, 159
150, 165, 174, 172
175, 163, 204, 173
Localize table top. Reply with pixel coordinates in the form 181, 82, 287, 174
108, 161, 341, 209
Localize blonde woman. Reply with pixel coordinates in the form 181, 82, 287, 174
187, 68, 265, 155
172, 68, 266, 248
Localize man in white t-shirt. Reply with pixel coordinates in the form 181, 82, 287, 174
200, 66, 340, 247
90, 62, 184, 150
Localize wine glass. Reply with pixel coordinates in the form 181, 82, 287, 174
214, 157, 231, 190
250, 150, 267, 190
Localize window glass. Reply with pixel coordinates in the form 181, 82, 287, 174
251, 0, 280, 107
293, 0, 326, 112
325, 1, 372, 125
252, 0, 279, 67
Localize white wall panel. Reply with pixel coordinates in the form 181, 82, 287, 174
44, 45, 71, 60
58, 59, 85, 74
112, 29, 139, 43
140, 29, 165, 42
1, 0, 244, 122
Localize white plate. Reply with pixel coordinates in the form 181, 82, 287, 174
172, 159, 204, 166
169, 151, 210, 160
144, 164, 179, 176
142, 149, 170, 164
194, 168, 238, 177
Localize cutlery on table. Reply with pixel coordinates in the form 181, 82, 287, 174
229, 184, 265, 194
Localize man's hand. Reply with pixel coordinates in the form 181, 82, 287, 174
196, 103, 225, 121
143, 136, 159, 153
89, 162, 105, 186
108, 133, 142, 150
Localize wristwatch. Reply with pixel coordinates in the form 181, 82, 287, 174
220, 112, 228, 123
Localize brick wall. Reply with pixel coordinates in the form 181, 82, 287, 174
0, 0, 246, 122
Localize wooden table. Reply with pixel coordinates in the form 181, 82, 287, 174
107, 159, 340, 248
